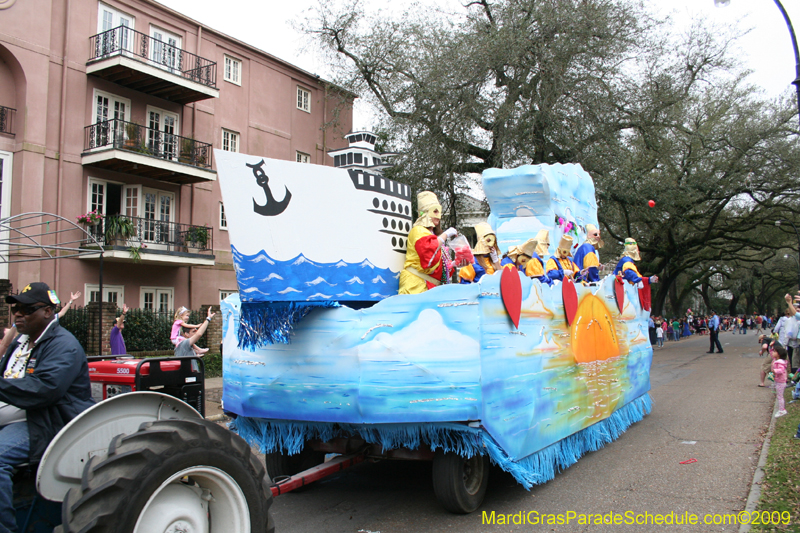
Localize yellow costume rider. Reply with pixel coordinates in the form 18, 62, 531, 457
524, 230, 552, 284
573, 224, 603, 282
613, 238, 658, 286
545, 235, 580, 282
459, 222, 501, 283
398, 191, 457, 294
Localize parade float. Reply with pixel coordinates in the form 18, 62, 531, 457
215, 150, 653, 513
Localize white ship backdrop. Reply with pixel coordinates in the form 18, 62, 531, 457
215, 153, 653, 489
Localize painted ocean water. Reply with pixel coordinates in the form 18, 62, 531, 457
232, 245, 400, 302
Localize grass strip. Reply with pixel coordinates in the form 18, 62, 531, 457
752, 387, 800, 532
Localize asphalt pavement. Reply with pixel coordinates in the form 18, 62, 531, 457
207, 330, 782, 533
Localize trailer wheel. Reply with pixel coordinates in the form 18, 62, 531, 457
432, 450, 489, 514
265, 447, 325, 489
59, 418, 274, 533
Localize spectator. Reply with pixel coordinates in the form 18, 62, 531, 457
109, 304, 129, 356
175, 306, 216, 357
707, 310, 723, 354
0, 282, 93, 530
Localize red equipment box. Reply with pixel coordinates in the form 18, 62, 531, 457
87, 357, 205, 416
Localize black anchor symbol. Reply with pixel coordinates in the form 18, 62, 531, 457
247, 159, 292, 217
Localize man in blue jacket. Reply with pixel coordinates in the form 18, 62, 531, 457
0, 282, 94, 532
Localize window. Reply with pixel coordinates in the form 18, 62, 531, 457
220, 290, 237, 301
222, 129, 239, 152
354, 153, 363, 164
219, 202, 227, 230
91, 90, 130, 148
150, 26, 182, 72
141, 287, 173, 312
97, 3, 134, 54
85, 284, 125, 305
146, 106, 180, 161
296, 151, 310, 164
297, 86, 310, 112
224, 55, 241, 85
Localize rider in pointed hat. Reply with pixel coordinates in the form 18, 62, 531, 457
613, 238, 658, 286
524, 230, 553, 284
546, 234, 580, 282
573, 223, 603, 283
459, 222, 501, 283
399, 191, 457, 294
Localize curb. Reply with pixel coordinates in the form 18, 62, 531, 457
739, 393, 779, 533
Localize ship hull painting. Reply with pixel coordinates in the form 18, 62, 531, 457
221, 270, 652, 464
215, 150, 412, 301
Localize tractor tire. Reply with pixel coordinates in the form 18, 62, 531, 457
432, 450, 489, 514
59, 418, 274, 533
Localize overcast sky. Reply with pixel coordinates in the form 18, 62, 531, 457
159, 0, 800, 128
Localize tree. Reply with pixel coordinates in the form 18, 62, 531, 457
306, 0, 800, 310
305, 0, 658, 225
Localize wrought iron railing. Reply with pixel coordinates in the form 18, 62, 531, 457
83, 118, 213, 169
84, 216, 213, 254
0, 106, 15, 135
88, 25, 217, 88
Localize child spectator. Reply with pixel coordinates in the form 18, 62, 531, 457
758, 335, 773, 387
656, 323, 664, 348
171, 306, 209, 355
771, 342, 789, 417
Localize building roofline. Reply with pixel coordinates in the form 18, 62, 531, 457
143, 0, 358, 100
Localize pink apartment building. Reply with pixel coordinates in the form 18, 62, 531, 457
0, 0, 353, 310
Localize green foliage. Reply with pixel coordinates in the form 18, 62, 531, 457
59, 307, 90, 352
104, 215, 136, 242
751, 389, 800, 532
121, 308, 208, 352
59, 307, 209, 354
202, 352, 222, 378
308, 0, 800, 314
184, 226, 209, 248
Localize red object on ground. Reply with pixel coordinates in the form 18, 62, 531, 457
639, 277, 652, 312
614, 277, 625, 313
679, 458, 697, 464
562, 277, 578, 325
500, 267, 522, 329
648, 200, 656, 207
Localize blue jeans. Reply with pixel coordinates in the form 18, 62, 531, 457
0, 422, 30, 533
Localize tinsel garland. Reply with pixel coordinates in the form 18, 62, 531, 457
237, 301, 340, 348
231, 393, 652, 489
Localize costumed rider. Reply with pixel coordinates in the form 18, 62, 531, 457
524, 230, 552, 284
573, 223, 603, 283
613, 238, 659, 286
546, 234, 580, 282
398, 191, 457, 294
459, 222, 501, 283
502, 239, 536, 272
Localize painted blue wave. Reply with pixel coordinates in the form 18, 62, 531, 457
232, 246, 400, 302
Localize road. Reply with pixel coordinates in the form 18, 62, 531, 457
258, 330, 775, 533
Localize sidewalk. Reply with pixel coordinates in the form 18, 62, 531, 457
204, 376, 224, 419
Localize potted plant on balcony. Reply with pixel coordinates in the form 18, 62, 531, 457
179, 137, 194, 164
77, 210, 104, 226
124, 122, 140, 150
184, 225, 209, 253
104, 215, 136, 247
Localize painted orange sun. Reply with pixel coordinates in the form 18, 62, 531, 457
571, 293, 620, 363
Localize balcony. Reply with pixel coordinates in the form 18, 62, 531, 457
81, 216, 215, 266
87, 26, 219, 104
82, 119, 216, 185
0, 106, 15, 136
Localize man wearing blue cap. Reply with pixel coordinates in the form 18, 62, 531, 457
0, 282, 93, 532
